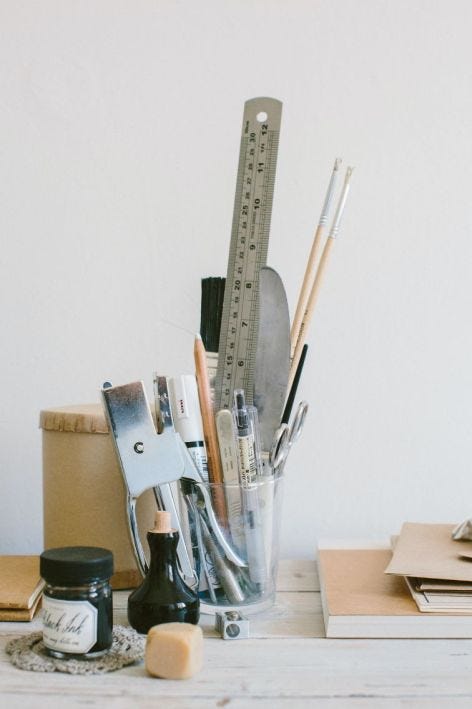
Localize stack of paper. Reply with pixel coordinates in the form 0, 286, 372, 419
385, 522, 472, 613
317, 529, 472, 638
0, 556, 44, 621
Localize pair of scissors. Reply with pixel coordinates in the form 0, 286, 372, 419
269, 401, 308, 475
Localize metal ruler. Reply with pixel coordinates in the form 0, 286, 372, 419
214, 97, 283, 410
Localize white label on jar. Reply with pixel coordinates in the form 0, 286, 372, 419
42, 596, 98, 654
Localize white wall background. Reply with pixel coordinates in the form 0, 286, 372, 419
1, 0, 472, 558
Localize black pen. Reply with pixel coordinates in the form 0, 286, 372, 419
282, 344, 308, 425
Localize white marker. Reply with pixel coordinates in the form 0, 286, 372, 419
168, 375, 209, 482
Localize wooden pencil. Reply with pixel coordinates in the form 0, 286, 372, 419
194, 333, 228, 526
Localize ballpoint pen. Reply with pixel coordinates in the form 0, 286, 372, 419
233, 389, 267, 591
216, 409, 246, 556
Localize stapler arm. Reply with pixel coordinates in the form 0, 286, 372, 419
101, 380, 246, 588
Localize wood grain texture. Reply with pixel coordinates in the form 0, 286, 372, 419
194, 334, 227, 525
1, 559, 472, 707
290, 223, 324, 360
289, 236, 335, 389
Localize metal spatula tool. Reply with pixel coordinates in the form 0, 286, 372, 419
253, 266, 291, 457
101, 380, 246, 583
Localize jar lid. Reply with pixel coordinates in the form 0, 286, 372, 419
40, 546, 114, 585
39, 404, 109, 434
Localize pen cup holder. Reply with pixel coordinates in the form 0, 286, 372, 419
183, 476, 283, 615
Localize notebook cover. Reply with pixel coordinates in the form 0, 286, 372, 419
317, 548, 472, 637
0, 593, 42, 621
0, 556, 44, 610
318, 548, 418, 616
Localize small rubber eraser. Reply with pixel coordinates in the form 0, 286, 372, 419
145, 622, 204, 679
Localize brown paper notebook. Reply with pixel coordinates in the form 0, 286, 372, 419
318, 548, 472, 638
384, 523, 472, 582
0, 556, 44, 621
0, 594, 42, 622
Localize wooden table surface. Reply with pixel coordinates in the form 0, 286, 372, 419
1, 559, 472, 708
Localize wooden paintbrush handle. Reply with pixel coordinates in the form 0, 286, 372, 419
290, 224, 324, 359
289, 236, 334, 388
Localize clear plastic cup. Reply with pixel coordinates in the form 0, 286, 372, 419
181, 476, 283, 614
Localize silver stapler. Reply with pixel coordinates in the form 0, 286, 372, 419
101, 380, 246, 588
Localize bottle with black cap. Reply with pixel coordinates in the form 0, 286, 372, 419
40, 546, 113, 659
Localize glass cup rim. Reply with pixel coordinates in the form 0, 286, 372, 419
193, 477, 281, 489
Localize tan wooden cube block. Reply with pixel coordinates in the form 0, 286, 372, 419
145, 623, 204, 679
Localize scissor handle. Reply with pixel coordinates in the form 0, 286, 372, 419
269, 423, 289, 470
289, 400, 308, 445
269, 401, 309, 473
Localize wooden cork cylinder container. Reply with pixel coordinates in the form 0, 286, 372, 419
40, 404, 156, 589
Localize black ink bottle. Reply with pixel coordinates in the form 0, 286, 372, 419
128, 511, 199, 634
40, 546, 113, 659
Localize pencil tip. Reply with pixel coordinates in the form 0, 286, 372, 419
346, 166, 354, 179
334, 157, 342, 170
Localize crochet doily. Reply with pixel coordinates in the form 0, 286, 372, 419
6, 625, 144, 675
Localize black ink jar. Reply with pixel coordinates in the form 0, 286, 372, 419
40, 546, 113, 659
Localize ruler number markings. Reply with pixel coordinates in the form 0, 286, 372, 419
215, 99, 282, 410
